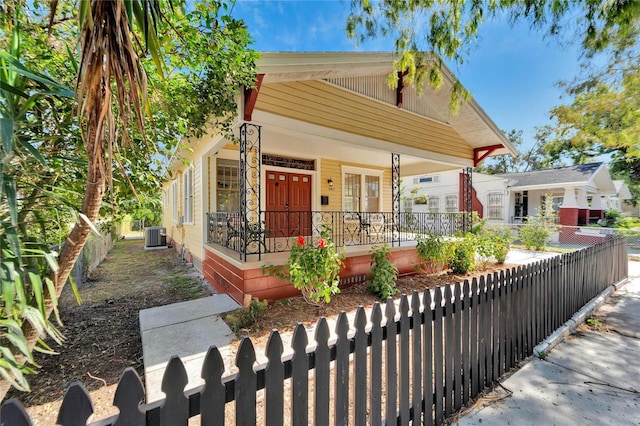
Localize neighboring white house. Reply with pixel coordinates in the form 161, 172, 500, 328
404, 163, 632, 226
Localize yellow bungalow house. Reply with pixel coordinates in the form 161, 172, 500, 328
162, 52, 517, 303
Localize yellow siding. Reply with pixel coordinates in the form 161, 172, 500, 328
256, 81, 473, 160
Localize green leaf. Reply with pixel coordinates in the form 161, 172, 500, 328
0, 117, 14, 157
0, 80, 29, 99
16, 137, 46, 167
0, 359, 29, 392
1, 262, 17, 314
3, 175, 18, 226
28, 272, 46, 319
67, 274, 82, 305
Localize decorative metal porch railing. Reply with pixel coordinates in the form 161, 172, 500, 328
207, 211, 470, 257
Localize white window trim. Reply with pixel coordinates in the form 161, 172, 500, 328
487, 191, 504, 220
445, 194, 458, 213
182, 167, 194, 224
171, 180, 178, 223
340, 165, 384, 211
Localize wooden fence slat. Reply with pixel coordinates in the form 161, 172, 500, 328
385, 298, 398, 424
158, 356, 189, 426
314, 318, 330, 426
1, 399, 33, 426
488, 273, 498, 385
335, 312, 350, 426
492, 272, 501, 382
453, 283, 462, 411
514, 266, 523, 363
264, 332, 284, 426
433, 287, 444, 424
499, 270, 507, 376
461, 280, 471, 405
235, 338, 257, 426
201, 346, 226, 426
503, 269, 511, 372
57, 382, 94, 426
423, 289, 434, 426
113, 368, 145, 426
370, 303, 383, 426
291, 324, 309, 425
470, 278, 479, 399
443, 285, 454, 417
411, 292, 423, 424
354, 307, 368, 426
477, 277, 487, 390
399, 295, 411, 425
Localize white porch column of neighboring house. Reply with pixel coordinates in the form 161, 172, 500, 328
590, 193, 605, 221
559, 187, 579, 226
576, 189, 589, 225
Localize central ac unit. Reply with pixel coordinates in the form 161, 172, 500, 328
145, 227, 167, 249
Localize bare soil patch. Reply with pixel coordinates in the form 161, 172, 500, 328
11, 238, 512, 425
8, 239, 211, 424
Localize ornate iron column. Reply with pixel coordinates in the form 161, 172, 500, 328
392, 153, 401, 247
239, 123, 262, 260
462, 167, 473, 233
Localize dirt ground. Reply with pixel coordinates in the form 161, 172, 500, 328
7, 239, 211, 424
9, 239, 512, 424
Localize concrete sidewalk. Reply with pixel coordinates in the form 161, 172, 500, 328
456, 260, 640, 425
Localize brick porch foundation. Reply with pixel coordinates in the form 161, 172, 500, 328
203, 246, 428, 304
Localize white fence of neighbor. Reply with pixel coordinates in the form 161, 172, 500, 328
118, 219, 145, 239
487, 222, 640, 251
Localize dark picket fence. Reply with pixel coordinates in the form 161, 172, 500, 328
2, 238, 628, 425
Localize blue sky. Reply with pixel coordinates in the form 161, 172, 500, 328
232, 1, 585, 151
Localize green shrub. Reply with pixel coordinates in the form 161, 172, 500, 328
225, 298, 268, 335
368, 244, 399, 299
450, 235, 476, 274
416, 234, 452, 272
519, 216, 555, 251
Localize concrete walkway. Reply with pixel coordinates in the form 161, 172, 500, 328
455, 260, 640, 425
139, 294, 239, 402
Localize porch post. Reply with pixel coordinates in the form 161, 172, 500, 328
392, 153, 401, 247
239, 123, 262, 261
461, 167, 473, 232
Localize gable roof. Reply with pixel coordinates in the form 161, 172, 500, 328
255, 52, 518, 159
498, 162, 617, 194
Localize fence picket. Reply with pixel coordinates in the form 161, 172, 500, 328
422, 289, 434, 426
411, 292, 423, 424
313, 318, 330, 426
399, 295, 411, 425
433, 287, 444, 424
354, 307, 368, 426
335, 312, 350, 426
264, 332, 284, 426
369, 304, 383, 426
57, 383, 93, 426
477, 277, 487, 390
470, 278, 479, 399
1, 399, 32, 426
291, 324, 309, 425
235, 338, 257, 426
385, 298, 398, 424
158, 356, 188, 426
453, 283, 462, 411
113, 368, 145, 426
201, 346, 227, 426
492, 272, 501, 382
461, 280, 471, 405
443, 285, 454, 418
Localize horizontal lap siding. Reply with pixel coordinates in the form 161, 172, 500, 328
256, 81, 473, 159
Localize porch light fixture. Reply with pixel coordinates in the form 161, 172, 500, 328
327, 177, 334, 190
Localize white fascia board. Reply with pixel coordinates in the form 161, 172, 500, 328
251, 110, 473, 168
257, 52, 397, 74
506, 182, 592, 192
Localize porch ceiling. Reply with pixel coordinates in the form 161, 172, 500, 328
251, 113, 471, 176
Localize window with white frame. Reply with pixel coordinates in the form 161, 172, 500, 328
343, 167, 382, 212
428, 196, 439, 213
445, 195, 458, 212
216, 159, 239, 212
171, 181, 178, 222
182, 167, 193, 223
487, 192, 504, 220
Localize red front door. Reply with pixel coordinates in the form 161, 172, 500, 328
266, 172, 312, 237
